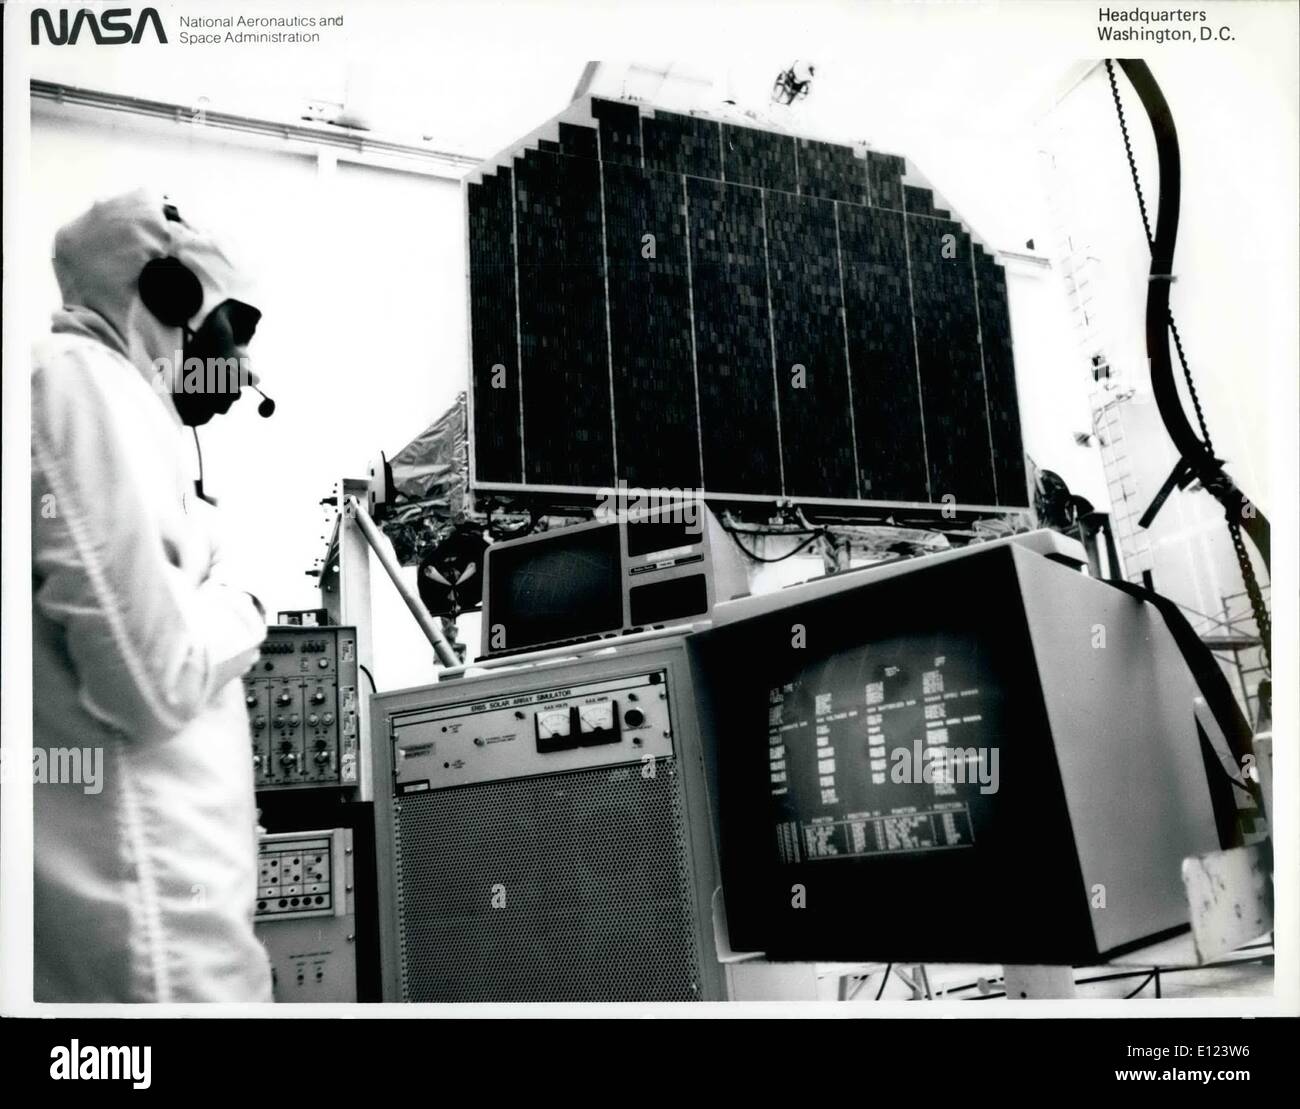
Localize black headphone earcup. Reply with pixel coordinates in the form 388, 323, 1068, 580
138, 256, 204, 327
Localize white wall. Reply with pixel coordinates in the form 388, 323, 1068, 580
28, 103, 467, 691
1003, 257, 1108, 506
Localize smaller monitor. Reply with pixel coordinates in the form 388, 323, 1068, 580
483, 519, 623, 654
480, 503, 749, 657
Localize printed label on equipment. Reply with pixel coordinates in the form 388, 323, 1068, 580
628, 553, 704, 575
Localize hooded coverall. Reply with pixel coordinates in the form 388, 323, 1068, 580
31, 189, 273, 1002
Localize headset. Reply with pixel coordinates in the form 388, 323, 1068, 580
136, 203, 276, 417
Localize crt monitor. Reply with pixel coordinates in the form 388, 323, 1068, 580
689, 534, 1222, 965
483, 519, 623, 654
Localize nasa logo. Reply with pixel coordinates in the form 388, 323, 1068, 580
30, 7, 167, 45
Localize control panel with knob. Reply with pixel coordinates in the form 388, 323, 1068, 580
388, 668, 675, 792
243, 626, 361, 791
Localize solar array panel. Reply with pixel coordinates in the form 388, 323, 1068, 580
467, 97, 1028, 510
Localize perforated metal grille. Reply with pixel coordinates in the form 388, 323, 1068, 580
394, 760, 706, 1001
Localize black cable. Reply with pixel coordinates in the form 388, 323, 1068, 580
725, 528, 826, 564
1124, 971, 1157, 999
942, 940, 1271, 998
1104, 576, 1265, 830
945, 977, 1003, 995
1106, 59, 1156, 251
1226, 516, 1271, 667
358, 664, 377, 694
190, 426, 208, 502
874, 963, 893, 1001
960, 953, 1271, 1001
1105, 61, 1215, 454
1105, 59, 1271, 667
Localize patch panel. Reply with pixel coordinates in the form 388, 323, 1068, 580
254, 827, 358, 1003
256, 832, 336, 918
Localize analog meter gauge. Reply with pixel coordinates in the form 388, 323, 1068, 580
578, 699, 617, 739
536, 706, 572, 740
